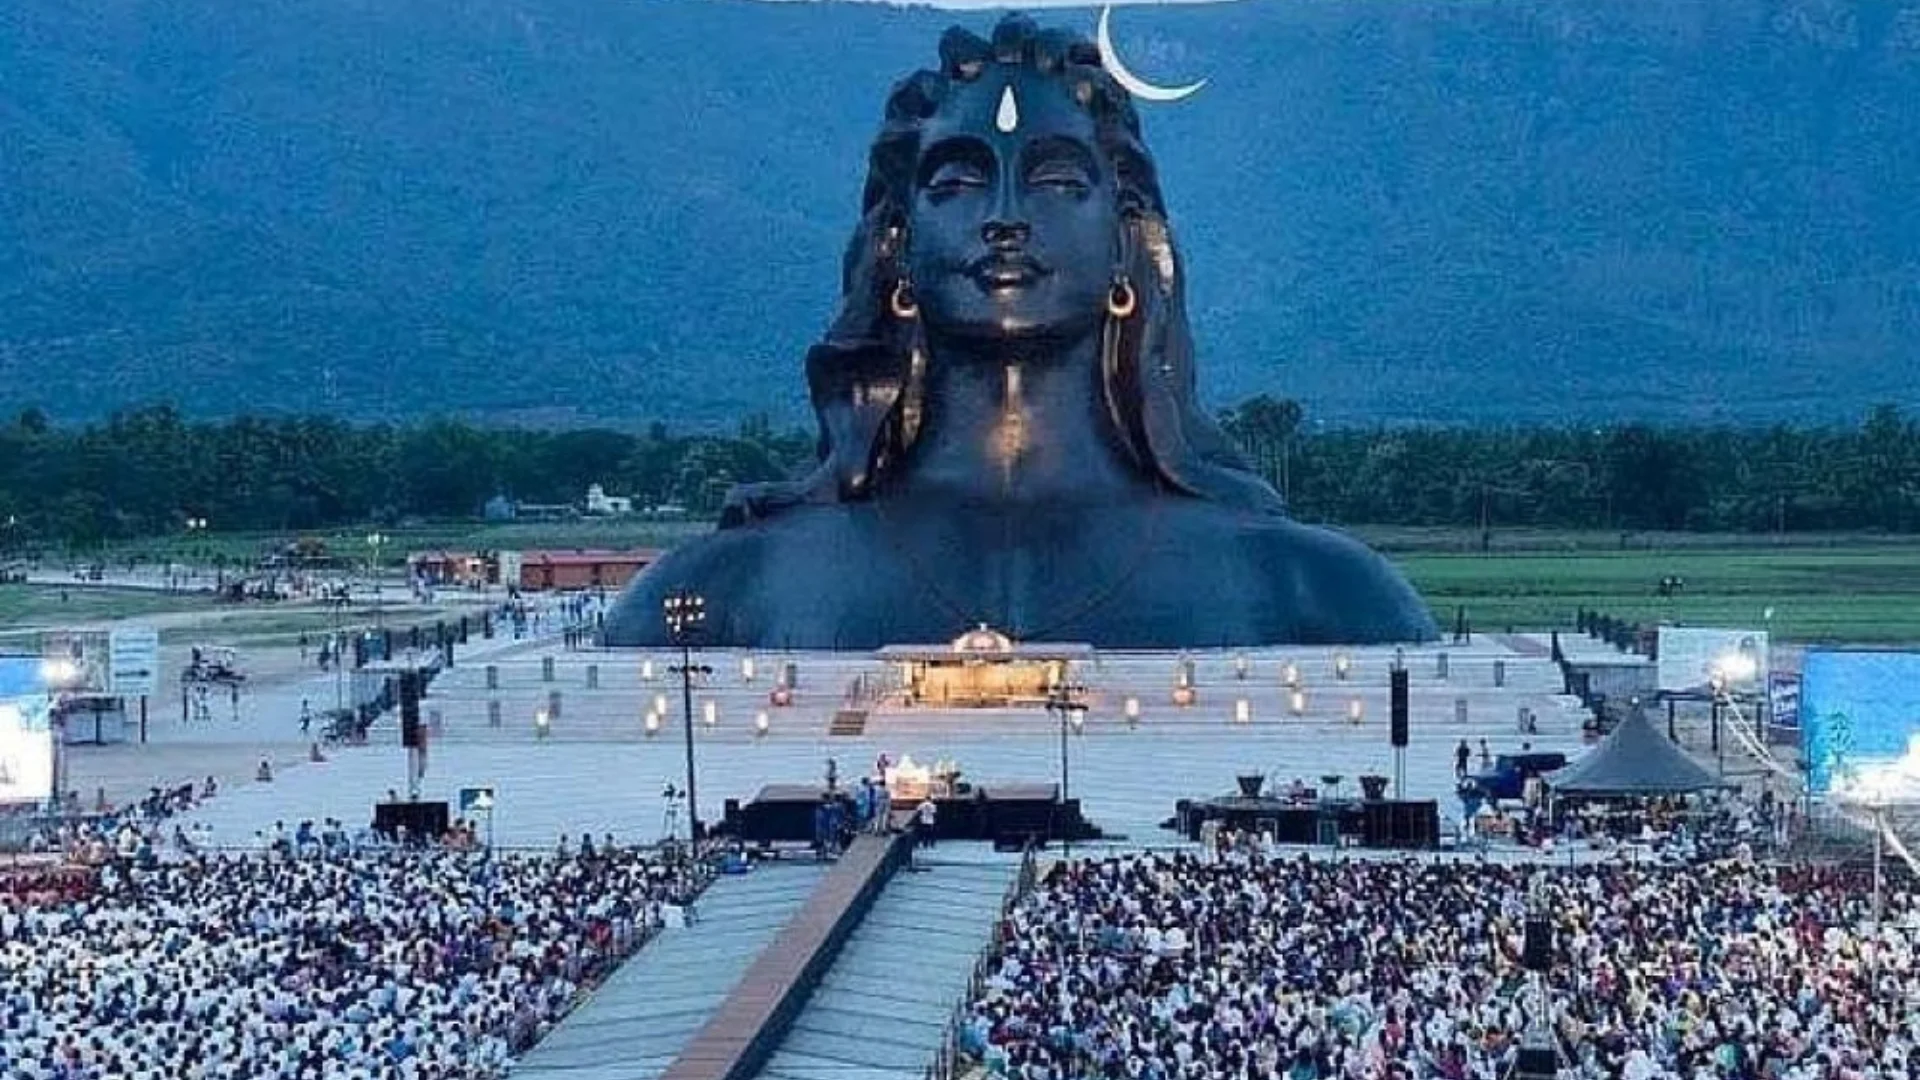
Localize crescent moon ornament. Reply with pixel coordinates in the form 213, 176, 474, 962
1097, 6, 1207, 103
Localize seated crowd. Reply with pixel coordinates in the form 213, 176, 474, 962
0, 833, 709, 1080
962, 845, 1917, 1080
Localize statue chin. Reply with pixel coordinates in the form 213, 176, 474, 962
923, 284, 1103, 348
600, 14, 1437, 651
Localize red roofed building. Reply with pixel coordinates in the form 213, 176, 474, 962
516, 549, 660, 592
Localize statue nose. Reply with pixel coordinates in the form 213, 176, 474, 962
981, 219, 1030, 249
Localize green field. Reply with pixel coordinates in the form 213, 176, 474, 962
20, 528, 1920, 647
89, 520, 710, 568
0, 585, 211, 628
1402, 546, 1920, 644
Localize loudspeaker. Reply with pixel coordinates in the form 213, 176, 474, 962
373, 800, 448, 842
1523, 917, 1553, 971
1389, 668, 1409, 748
1511, 1047, 1558, 1080
400, 671, 423, 748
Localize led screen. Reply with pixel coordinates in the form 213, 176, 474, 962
1801, 650, 1920, 795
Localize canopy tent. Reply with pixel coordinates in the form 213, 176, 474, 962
1545, 709, 1727, 797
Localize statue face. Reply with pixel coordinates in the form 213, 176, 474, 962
906, 70, 1117, 346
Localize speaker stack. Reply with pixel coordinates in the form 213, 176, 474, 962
1510, 918, 1559, 1080
399, 671, 424, 749
1523, 917, 1553, 972
1389, 668, 1409, 748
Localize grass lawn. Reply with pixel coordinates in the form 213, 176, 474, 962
0, 585, 213, 629
153, 605, 466, 647
1402, 546, 1920, 644
91, 520, 710, 568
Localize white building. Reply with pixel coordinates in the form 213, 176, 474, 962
584, 484, 634, 517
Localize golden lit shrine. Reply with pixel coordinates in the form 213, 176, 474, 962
875, 626, 1093, 708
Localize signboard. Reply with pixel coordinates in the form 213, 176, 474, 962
109, 628, 161, 697
1656, 627, 1769, 693
459, 786, 495, 813
40, 631, 109, 692
1801, 650, 1920, 795
1767, 672, 1802, 730
0, 695, 54, 804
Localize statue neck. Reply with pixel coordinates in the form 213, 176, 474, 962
894, 331, 1146, 503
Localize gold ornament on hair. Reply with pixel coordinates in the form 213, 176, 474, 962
1107, 275, 1137, 319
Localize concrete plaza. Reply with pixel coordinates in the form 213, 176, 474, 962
148, 633, 1601, 849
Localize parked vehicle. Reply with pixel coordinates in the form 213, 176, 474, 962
182, 646, 247, 687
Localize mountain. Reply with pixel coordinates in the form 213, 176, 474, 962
2, 0, 1917, 427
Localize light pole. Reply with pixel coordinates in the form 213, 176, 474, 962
1871, 796, 1887, 965
183, 516, 208, 586
1045, 682, 1087, 859
365, 532, 388, 629
664, 590, 711, 844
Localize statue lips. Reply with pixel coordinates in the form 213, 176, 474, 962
968, 253, 1049, 291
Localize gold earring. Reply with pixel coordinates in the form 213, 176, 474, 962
1107, 276, 1137, 319
890, 279, 919, 320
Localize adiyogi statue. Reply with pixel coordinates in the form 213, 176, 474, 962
604, 14, 1434, 649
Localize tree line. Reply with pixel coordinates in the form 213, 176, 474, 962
0, 401, 1915, 550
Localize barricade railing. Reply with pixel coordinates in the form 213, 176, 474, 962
924, 843, 1042, 1080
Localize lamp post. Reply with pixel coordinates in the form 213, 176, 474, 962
1045, 682, 1087, 859
365, 532, 388, 628
183, 516, 208, 585
1871, 793, 1888, 964
664, 590, 711, 843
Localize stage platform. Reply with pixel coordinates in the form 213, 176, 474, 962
1176, 793, 1440, 850
721, 782, 1097, 848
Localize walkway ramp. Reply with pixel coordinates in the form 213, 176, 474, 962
512, 862, 828, 1080
753, 858, 1018, 1080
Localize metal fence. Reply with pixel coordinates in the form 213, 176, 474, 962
924, 845, 1042, 1080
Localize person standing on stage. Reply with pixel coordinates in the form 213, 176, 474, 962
914, 798, 936, 849
872, 779, 892, 835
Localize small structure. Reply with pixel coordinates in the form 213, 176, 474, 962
584, 484, 634, 517
408, 550, 499, 588
514, 502, 579, 523
876, 626, 1093, 708
516, 549, 660, 592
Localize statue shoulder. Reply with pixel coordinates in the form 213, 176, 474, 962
1242, 521, 1437, 644
602, 506, 882, 647
601, 527, 773, 647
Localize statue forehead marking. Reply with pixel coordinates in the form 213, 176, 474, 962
924, 70, 1095, 151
